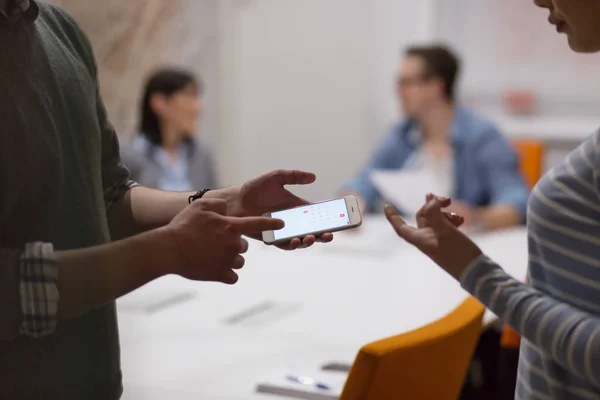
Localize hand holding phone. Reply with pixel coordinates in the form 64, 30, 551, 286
261, 196, 362, 245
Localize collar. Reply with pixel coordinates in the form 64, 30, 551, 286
133, 134, 196, 159
0, 0, 38, 25
404, 106, 469, 147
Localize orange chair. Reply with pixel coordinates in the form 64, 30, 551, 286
339, 297, 485, 400
512, 139, 545, 190
500, 326, 521, 349
500, 140, 543, 351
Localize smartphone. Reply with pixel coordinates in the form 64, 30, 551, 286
261, 196, 362, 245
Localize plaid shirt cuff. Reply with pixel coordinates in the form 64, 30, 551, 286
19, 242, 59, 338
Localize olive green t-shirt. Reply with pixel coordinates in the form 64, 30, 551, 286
0, 1, 133, 398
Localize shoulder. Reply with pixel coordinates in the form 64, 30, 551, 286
36, 1, 96, 73
37, 1, 76, 23
587, 128, 600, 163
380, 119, 413, 144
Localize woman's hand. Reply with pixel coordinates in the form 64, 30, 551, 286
384, 194, 483, 280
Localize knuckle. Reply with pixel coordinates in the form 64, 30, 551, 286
271, 169, 285, 178
222, 222, 238, 235
192, 198, 211, 209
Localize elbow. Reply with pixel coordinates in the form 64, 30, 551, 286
0, 257, 24, 342
494, 187, 529, 225
512, 193, 529, 225
478, 202, 524, 230
0, 308, 23, 343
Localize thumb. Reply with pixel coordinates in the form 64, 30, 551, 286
384, 204, 419, 244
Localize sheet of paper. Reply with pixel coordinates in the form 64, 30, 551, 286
222, 300, 302, 327
370, 169, 445, 216
256, 367, 347, 400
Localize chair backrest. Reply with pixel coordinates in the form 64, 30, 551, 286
500, 325, 521, 349
339, 297, 485, 400
512, 139, 545, 189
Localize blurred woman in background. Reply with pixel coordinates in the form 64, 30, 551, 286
121, 68, 217, 191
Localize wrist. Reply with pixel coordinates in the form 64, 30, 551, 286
131, 229, 175, 279
451, 248, 484, 280
458, 253, 488, 285
203, 186, 243, 216
444, 230, 484, 280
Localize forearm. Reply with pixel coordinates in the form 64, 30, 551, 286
110, 186, 192, 235
474, 204, 521, 230
0, 248, 24, 340
55, 229, 169, 320
108, 186, 243, 236
461, 256, 600, 387
0, 234, 169, 341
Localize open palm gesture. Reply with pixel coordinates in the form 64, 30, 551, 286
384, 194, 483, 279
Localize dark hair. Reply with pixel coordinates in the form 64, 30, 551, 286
139, 68, 201, 145
404, 45, 460, 102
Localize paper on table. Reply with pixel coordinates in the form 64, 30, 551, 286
370, 169, 445, 216
117, 279, 196, 314
256, 367, 347, 400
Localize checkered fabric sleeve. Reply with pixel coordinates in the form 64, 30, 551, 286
18, 242, 59, 338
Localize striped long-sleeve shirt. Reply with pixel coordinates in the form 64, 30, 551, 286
461, 130, 600, 400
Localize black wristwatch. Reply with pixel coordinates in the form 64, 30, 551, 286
188, 189, 212, 204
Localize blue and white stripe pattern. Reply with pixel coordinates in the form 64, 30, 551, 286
461, 130, 600, 399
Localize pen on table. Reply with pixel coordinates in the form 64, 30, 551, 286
286, 375, 330, 390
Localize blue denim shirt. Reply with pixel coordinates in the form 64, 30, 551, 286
344, 106, 529, 221
130, 135, 194, 191
122, 134, 217, 192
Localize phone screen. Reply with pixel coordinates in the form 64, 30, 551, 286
271, 198, 351, 241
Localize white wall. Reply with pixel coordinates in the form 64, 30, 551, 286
216, 0, 435, 199
435, 0, 600, 116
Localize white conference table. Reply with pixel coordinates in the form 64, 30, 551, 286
117, 216, 528, 400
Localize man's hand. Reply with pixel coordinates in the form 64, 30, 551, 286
224, 170, 334, 250
384, 194, 482, 280
163, 199, 284, 284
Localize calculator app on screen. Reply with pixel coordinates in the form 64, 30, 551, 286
272, 199, 350, 240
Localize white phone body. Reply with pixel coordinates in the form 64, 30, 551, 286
261, 196, 363, 245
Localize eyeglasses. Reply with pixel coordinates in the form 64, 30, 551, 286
396, 75, 430, 87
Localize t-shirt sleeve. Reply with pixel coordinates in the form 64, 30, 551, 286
63, 12, 138, 208
94, 81, 138, 209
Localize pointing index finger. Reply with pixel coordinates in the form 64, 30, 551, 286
228, 216, 285, 234
272, 170, 316, 185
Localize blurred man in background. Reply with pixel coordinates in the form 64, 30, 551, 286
343, 45, 528, 231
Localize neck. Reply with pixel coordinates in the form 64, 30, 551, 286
159, 123, 183, 157
419, 101, 455, 142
